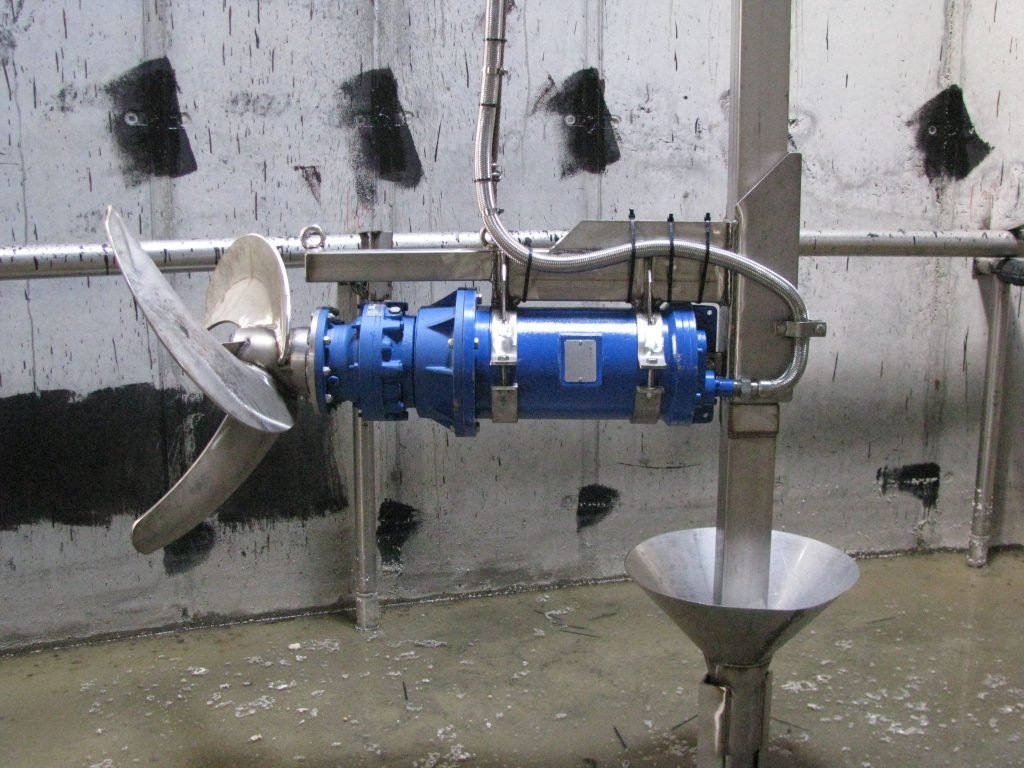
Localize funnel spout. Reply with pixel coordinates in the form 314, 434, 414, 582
699, 662, 772, 768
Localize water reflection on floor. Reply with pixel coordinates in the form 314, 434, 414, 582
2, 551, 1023, 767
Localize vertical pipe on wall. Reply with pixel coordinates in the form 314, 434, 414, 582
967, 274, 1011, 567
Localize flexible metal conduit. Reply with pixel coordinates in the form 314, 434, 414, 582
474, 0, 811, 397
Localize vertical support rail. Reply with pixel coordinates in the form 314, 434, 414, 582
715, 0, 799, 609
715, 404, 779, 609
705, 3, 797, 764
967, 271, 1011, 567
353, 409, 381, 631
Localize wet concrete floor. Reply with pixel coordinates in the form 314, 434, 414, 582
2, 550, 1023, 767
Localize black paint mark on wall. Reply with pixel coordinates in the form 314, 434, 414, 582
377, 499, 421, 566
293, 165, 323, 204
0, 27, 15, 66
105, 57, 197, 185
163, 522, 216, 575
192, 398, 346, 531
546, 68, 621, 177
911, 85, 991, 182
338, 68, 423, 206
576, 484, 620, 531
877, 463, 941, 512
0, 385, 346, 565
0, 385, 174, 528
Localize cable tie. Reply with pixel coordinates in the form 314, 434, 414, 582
667, 213, 676, 304
521, 244, 534, 304
626, 209, 638, 303
698, 212, 712, 304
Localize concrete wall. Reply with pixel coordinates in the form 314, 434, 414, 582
1, 0, 1021, 650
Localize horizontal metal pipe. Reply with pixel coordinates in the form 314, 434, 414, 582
1, 229, 1019, 281
0, 231, 562, 281
799, 229, 1019, 258
0, 237, 320, 280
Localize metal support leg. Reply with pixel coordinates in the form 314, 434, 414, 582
968, 274, 1011, 567
337, 276, 383, 631
352, 408, 380, 631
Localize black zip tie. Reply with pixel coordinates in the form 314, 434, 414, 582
666, 214, 676, 304
626, 209, 638, 303
485, 36, 508, 42
697, 212, 711, 304
521, 241, 534, 303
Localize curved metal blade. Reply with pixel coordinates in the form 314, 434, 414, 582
104, 207, 293, 433
131, 415, 279, 554
206, 234, 291, 358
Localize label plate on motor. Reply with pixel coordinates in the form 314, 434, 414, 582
562, 337, 598, 384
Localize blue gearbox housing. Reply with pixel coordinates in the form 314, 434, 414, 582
310, 288, 735, 436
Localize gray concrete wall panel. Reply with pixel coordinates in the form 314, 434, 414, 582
0, 1, 1021, 649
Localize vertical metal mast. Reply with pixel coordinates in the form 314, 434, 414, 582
715, 0, 801, 609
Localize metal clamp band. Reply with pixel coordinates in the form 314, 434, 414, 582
636, 314, 667, 369
490, 311, 518, 365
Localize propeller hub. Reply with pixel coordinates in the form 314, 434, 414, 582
230, 326, 280, 370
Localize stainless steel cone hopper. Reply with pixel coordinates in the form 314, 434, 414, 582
626, 528, 859, 767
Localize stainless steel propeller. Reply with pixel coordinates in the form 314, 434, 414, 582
104, 208, 302, 554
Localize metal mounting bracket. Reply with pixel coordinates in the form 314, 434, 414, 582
491, 384, 519, 423
774, 319, 827, 338
631, 385, 664, 424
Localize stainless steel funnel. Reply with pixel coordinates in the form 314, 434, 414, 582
626, 527, 858, 767
626, 527, 858, 666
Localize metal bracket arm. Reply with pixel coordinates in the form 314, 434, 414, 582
774, 320, 827, 339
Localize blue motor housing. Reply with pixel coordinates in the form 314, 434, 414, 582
311, 289, 735, 435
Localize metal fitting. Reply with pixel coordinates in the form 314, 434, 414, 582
775, 320, 827, 339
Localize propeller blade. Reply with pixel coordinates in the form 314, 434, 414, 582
104, 207, 293, 433
131, 415, 279, 554
206, 234, 291, 359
